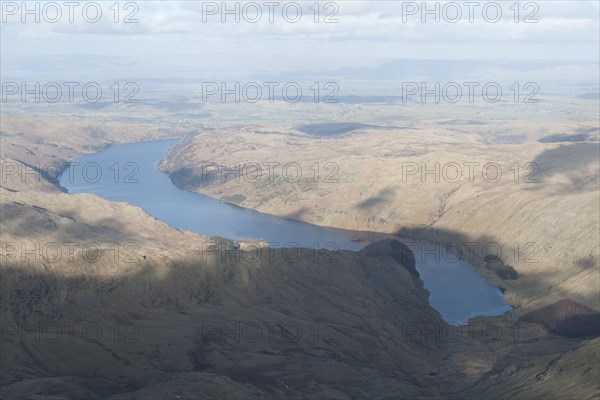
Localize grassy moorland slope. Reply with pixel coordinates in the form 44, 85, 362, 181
1, 114, 598, 399
160, 126, 600, 314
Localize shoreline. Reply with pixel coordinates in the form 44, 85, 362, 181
57, 138, 516, 322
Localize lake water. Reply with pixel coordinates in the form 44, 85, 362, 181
59, 138, 511, 324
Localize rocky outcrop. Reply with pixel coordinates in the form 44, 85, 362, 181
360, 239, 418, 277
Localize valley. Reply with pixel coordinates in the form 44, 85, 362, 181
2, 2, 599, 397
1, 106, 598, 398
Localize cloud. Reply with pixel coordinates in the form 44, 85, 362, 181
0, 0, 598, 79
3, 0, 598, 43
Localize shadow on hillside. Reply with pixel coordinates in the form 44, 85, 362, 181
0, 201, 134, 243
391, 225, 599, 316
284, 206, 310, 220
1, 213, 598, 398
356, 187, 396, 209
530, 143, 600, 191
0, 241, 450, 399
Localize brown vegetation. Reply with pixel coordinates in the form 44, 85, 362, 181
520, 299, 600, 338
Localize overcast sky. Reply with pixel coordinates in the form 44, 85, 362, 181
1, 1, 599, 80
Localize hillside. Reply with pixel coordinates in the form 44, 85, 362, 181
1, 116, 598, 399
160, 127, 600, 314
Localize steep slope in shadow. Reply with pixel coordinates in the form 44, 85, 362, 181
450, 337, 600, 400
1, 245, 448, 399
520, 299, 600, 338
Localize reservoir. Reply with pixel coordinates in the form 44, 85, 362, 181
59, 138, 511, 324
